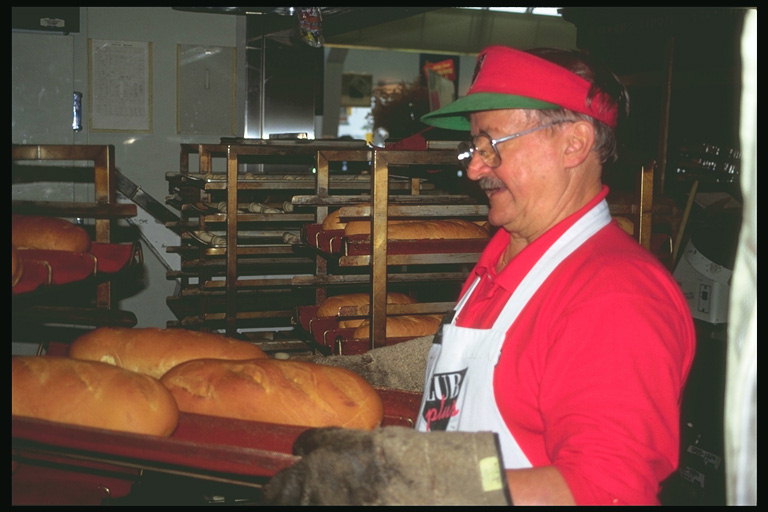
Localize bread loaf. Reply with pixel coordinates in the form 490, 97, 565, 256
12, 356, 179, 437
12, 214, 91, 253
321, 208, 348, 230
343, 218, 489, 240
317, 292, 416, 328
69, 327, 268, 379
12, 245, 23, 287
353, 314, 442, 340
161, 358, 384, 430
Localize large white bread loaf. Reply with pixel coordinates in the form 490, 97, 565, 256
353, 314, 442, 340
69, 327, 269, 379
12, 214, 91, 253
12, 356, 179, 437
316, 292, 416, 328
161, 358, 384, 430
343, 218, 490, 240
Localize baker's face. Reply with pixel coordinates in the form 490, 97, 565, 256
466, 109, 570, 238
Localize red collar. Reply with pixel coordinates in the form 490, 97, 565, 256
472, 186, 610, 291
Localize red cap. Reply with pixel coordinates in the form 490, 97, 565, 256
422, 46, 619, 130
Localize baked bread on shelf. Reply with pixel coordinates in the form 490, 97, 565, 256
316, 292, 416, 328
12, 214, 91, 253
322, 208, 490, 241
343, 218, 490, 240
321, 208, 348, 231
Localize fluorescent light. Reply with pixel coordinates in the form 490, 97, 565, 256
458, 7, 562, 17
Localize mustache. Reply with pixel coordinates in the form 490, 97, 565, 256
478, 177, 505, 191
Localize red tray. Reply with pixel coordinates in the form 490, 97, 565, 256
296, 306, 414, 355
13, 387, 421, 471
302, 224, 344, 254
296, 305, 360, 342
13, 387, 422, 504
12, 242, 141, 295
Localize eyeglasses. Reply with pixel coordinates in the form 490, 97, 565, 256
457, 122, 566, 170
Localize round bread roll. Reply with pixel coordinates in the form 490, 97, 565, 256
161, 358, 384, 430
69, 327, 268, 379
317, 292, 416, 328
12, 214, 91, 253
343, 218, 489, 240
12, 245, 23, 287
353, 314, 442, 340
12, 356, 179, 437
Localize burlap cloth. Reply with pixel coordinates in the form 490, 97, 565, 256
294, 335, 433, 392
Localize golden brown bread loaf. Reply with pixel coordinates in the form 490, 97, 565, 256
316, 292, 416, 328
12, 356, 179, 437
161, 358, 384, 430
322, 207, 489, 241
343, 218, 490, 240
353, 314, 442, 340
12, 245, 23, 287
12, 214, 91, 253
69, 327, 268, 379
321, 208, 348, 230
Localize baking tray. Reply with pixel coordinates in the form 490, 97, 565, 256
13, 242, 142, 295
295, 305, 359, 354
302, 223, 344, 254
296, 304, 364, 336
13, 387, 421, 474
295, 305, 428, 355
13, 387, 422, 504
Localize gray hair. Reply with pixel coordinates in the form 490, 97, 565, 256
526, 48, 630, 165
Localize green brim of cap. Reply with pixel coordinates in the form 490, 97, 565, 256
420, 93, 560, 131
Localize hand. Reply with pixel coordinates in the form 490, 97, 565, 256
263, 426, 511, 506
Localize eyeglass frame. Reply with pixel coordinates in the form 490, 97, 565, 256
457, 121, 568, 170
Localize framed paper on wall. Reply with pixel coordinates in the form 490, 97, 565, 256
88, 39, 152, 132
177, 44, 237, 136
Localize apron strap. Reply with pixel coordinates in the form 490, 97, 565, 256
490, 199, 612, 332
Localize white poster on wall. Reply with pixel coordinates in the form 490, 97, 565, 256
177, 44, 236, 136
89, 39, 152, 132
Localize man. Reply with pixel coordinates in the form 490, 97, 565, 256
264, 46, 696, 506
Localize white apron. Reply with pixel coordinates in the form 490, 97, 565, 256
415, 199, 612, 468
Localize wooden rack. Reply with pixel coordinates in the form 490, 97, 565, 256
164, 140, 486, 351
12, 144, 139, 335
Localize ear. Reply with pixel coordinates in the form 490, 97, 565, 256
562, 121, 595, 168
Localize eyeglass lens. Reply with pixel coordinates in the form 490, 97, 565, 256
457, 134, 499, 170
